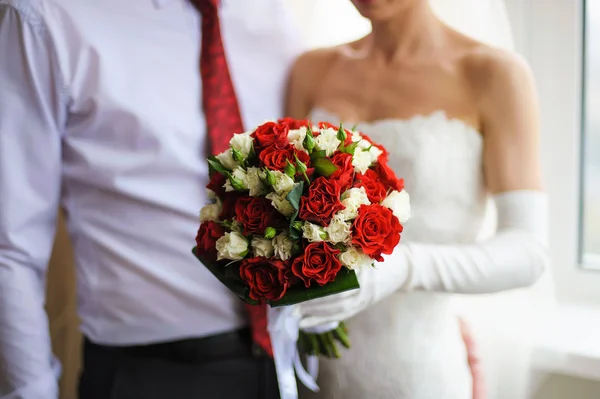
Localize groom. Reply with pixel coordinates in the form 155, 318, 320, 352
0, 0, 481, 398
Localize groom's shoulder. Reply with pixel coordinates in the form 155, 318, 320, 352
0, 0, 71, 29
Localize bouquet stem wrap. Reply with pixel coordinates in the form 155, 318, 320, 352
268, 305, 341, 398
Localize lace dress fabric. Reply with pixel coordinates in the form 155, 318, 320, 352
300, 108, 487, 399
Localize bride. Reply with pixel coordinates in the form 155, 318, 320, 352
287, 0, 550, 398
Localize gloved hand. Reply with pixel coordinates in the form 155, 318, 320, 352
299, 250, 410, 330
299, 190, 549, 330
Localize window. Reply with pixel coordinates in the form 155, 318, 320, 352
581, 0, 600, 269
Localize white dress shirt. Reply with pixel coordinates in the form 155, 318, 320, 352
0, 0, 306, 396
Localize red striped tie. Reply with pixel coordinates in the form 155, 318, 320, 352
191, 0, 273, 357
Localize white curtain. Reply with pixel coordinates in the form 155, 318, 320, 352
284, 1, 556, 398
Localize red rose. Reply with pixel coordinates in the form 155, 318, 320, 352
330, 153, 354, 192
240, 257, 291, 301
291, 242, 342, 287
259, 144, 310, 172
355, 169, 388, 203
207, 172, 227, 197
220, 192, 241, 220
373, 160, 405, 192
277, 117, 310, 130
252, 121, 289, 149
235, 196, 281, 235
351, 204, 403, 261
195, 221, 225, 261
316, 121, 339, 131
299, 177, 345, 226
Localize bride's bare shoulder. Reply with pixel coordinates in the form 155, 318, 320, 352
285, 45, 346, 117
460, 44, 535, 101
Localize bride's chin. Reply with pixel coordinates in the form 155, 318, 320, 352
350, 0, 424, 22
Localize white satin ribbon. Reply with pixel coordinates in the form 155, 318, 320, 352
267, 306, 340, 399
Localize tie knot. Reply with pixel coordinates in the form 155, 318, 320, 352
190, 0, 218, 14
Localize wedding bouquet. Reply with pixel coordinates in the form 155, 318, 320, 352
193, 118, 409, 358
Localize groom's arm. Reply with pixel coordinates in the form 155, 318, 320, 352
0, 4, 65, 398
299, 48, 549, 327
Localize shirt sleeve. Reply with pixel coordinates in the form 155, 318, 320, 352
0, 3, 65, 398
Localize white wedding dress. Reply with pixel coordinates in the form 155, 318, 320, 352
302, 108, 487, 399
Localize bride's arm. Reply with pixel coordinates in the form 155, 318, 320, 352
300, 49, 550, 327
284, 48, 338, 119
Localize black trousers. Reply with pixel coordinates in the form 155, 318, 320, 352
78, 329, 280, 399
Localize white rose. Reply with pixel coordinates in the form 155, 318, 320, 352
339, 187, 371, 220
266, 192, 295, 217
230, 220, 243, 234
272, 171, 295, 195
339, 246, 373, 270
350, 131, 363, 143
288, 126, 308, 152
215, 149, 239, 170
302, 222, 326, 242
382, 189, 411, 223
199, 198, 222, 223
314, 127, 341, 156
272, 233, 293, 261
215, 231, 248, 261
246, 167, 267, 196
356, 139, 371, 150
352, 149, 373, 174
325, 215, 352, 244
229, 131, 254, 158
251, 237, 275, 258
369, 145, 384, 162
223, 166, 248, 192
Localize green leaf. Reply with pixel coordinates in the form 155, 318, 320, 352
310, 150, 327, 160
343, 142, 359, 156
268, 268, 360, 307
208, 158, 229, 175
288, 211, 301, 241
285, 181, 304, 212
313, 157, 338, 177
192, 248, 259, 305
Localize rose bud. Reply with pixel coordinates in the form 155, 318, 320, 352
264, 227, 277, 239
227, 173, 246, 192
284, 160, 296, 178
336, 124, 347, 143
303, 127, 316, 153
294, 154, 307, 175
231, 147, 245, 164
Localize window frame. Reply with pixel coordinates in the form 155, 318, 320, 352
510, 0, 600, 304
578, 0, 600, 271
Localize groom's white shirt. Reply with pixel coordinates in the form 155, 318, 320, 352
0, 0, 306, 396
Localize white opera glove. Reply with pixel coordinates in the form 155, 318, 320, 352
299, 190, 550, 329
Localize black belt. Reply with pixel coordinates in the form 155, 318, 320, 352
85, 328, 260, 364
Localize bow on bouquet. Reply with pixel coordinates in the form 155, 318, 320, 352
193, 118, 409, 396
